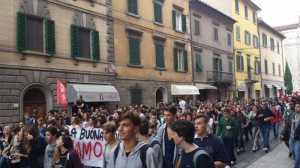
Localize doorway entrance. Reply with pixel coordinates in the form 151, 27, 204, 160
23, 88, 46, 121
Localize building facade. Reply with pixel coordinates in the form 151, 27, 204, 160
232, 0, 261, 99
113, 0, 197, 106
275, 17, 300, 93
190, 0, 236, 101
0, 0, 115, 124
258, 19, 285, 98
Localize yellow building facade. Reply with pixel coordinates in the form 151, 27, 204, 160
113, 0, 196, 106
232, 0, 261, 99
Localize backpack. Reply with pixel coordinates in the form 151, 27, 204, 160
65, 149, 83, 168
193, 150, 215, 168
114, 142, 150, 168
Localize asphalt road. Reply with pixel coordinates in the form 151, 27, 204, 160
232, 130, 284, 168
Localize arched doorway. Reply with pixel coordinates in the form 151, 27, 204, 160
23, 88, 46, 120
155, 87, 167, 105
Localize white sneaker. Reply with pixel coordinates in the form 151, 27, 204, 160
225, 166, 231, 168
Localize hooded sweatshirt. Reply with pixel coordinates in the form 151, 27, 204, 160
108, 141, 158, 168
44, 141, 56, 168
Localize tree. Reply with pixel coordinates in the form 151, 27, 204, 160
284, 61, 293, 94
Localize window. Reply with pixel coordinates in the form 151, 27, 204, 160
277, 41, 280, 53
128, 0, 138, 15
131, 88, 142, 105
278, 64, 281, 76
236, 26, 240, 41
195, 53, 204, 70
227, 33, 232, 46
270, 38, 275, 51
71, 25, 100, 60
229, 61, 233, 74
254, 59, 260, 74
172, 10, 186, 32
252, 11, 257, 23
16, 12, 55, 55
194, 20, 200, 35
174, 48, 187, 72
244, 6, 248, 19
213, 27, 219, 41
253, 35, 259, 48
262, 33, 267, 48
245, 31, 251, 45
236, 53, 244, 71
264, 59, 268, 74
154, 2, 162, 23
235, 0, 239, 13
213, 58, 223, 72
155, 43, 165, 68
129, 37, 140, 65
272, 62, 275, 75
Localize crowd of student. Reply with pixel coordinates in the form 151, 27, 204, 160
0, 95, 299, 168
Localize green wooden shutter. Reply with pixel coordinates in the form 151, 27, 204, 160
71, 25, 79, 59
173, 48, 178, 71
183, 50, 188, 71
154, 3, 158, 22
17, 12, 27, 51
133, 0, 138, 15
182, 14, 186, 32
130, 38, 140, 65
172, 10, 176, 30
236, 55, 239, 71
92, 30, 100, 61
155, 43, 164, 68
158, 4, 162, 23
219, 59, 223, 72
45, 19, 55, 55
241, 56, 244, 71
213, 58, 217, 71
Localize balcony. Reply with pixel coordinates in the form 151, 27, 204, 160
207, 71, 233, 84
245, 73, 260, 83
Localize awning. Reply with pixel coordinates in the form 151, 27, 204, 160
195, 83, 217, 90
265, 84, 273, 89
67, 84, 120, 103
238, 83, 246, 91
273, 85, 282, 90
171, 85, 200, 95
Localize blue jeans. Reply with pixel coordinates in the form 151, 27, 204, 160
0, 156, 9, 168
272, 122, 279, 138
260, 124, 271, 149
289, 138, 300, 168
237, 128, 244, 150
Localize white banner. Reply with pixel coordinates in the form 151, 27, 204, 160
67, 126, 119, 167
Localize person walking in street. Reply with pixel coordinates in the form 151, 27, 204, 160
102, 121, 118, 168
44, 127, 58, 168
281, 101, 300, 168
256, 100, 275, 153
155, 105, 181, 168
171, 119, 214, 168
194, 114, 228, 168
249, 105, 261, 152
218, 109, 238, 166
271, 104, 281, 140
108, 111, 158, 168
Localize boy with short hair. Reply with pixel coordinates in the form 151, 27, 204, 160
108, 111, 158, 168
44, 127, 59, 168
170, 119, 214, 168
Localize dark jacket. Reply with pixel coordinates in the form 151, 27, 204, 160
281, 112, 300, 141
65, 149, 83, 168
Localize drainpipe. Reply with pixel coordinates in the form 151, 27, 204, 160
258, 28, 263, 99
281, 38, 285, 93
189, 2, 196, 101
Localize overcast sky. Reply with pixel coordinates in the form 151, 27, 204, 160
251, 0, 300, 27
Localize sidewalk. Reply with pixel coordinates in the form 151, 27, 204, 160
247, 142, 294, 168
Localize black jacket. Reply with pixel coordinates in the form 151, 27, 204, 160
281, 112, 300, 141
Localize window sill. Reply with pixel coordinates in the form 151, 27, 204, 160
22, 50, 51, 57
126, 12, 141, 19
235, 11, 240, 15
195, 33, 200, 36
195, 68, 204, 71
154, 67, 167, 71
237, 70, 244, 72
127, 64, 144, 68
153, 21, 164, 27
236, 39, 241, 42
75, 57, 97, 62
175, 70, 187, 73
